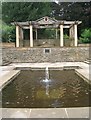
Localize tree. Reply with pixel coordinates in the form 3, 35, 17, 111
2, 2, 52, 24
1, 2, 91, 41
2, 2, 52, 41
51, 2, 90, 36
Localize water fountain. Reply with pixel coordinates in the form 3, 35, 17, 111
43, 66, 49, 82
41, 66, 52, 83
41, 67, 51, 95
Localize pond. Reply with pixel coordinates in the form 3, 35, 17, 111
2, 68, 91, 108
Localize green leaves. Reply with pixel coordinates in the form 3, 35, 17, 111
79, 28, 91, 43
2, 2, 52, 23
1, 21, 15, 42
1, 2, 91, 42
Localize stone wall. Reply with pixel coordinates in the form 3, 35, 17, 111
2, 47, 89, 63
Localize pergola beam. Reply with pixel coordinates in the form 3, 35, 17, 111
63, 26, 70, 28
64, 21, 82, 25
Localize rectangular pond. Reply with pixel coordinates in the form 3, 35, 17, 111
2, 68, 91, 108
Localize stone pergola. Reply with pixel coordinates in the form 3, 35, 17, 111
11, 16, 82, 47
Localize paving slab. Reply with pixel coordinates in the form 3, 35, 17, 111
1, 107, 90, 118
66, 107, 89, 118
0, 66, 15, 71
75, 68, 91, 84
29, 108, 68, 118
2, 108, 30, 118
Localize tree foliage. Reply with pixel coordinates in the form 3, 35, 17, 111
1, 2, 91, 43
51, 2, 90, 29
0, 20, 15, 42
2, 2, 90, 27
2, 2, 52, 24
79, 28, 91, 43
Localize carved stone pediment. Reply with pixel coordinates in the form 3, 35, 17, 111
36, 16, 58, 25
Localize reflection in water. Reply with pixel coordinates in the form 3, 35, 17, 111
46, 83, 49, 96
45, 67, 50, 96
41, 67, 51, 96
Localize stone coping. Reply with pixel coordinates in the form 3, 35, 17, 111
1, 44, 90, 48
1, 107, 90, 118
0, 70, 20, 90
75, 69, 91, 84
9, 62, 89, 68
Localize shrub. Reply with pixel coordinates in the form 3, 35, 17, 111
63, 34, 69, 39
0, 21, 15, 42
79, 28, 91, 43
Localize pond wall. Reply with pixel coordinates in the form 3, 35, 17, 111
2, 47, 89, 63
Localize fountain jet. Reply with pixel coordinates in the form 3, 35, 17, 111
40, 67, 51, 96
45, 66, 49, 80
42, 66, 50, 83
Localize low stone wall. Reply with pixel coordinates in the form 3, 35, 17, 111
2, 47, 89, 63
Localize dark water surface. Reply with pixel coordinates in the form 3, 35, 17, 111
2, 69, 91, 108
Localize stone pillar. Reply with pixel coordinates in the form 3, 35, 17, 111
36, 29, 37, 40
69, 27, 72, 38
60, 24, 63, 47
74, 24, 78, 46
16, 25, 19, 47
21, 28, 23, 40
19, 28, 24, 47
56, 29, 58, 39
29, 25, 33, 47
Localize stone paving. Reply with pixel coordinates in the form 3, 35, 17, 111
1, 107, 90, 118
0, 62, 90, 118
0, 70, 20, 89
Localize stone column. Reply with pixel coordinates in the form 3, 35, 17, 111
29, 25, 33, 47
69, 26, 75, 46
69, 27, 72, 38
60, 24, 63, 47
16, 25, 19, 47
36, 29, 37, 40
56, 29, 58, 39
21, 28, 23, 40
19, 28, 24, 47
74, 24, 78, 46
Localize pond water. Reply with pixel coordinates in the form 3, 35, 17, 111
2, 69, 91, 108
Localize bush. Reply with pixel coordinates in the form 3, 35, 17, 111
64, 34, 69, 39
44, 29, 56, 39
1, 21, 15, 42
79, 28, 91, 43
